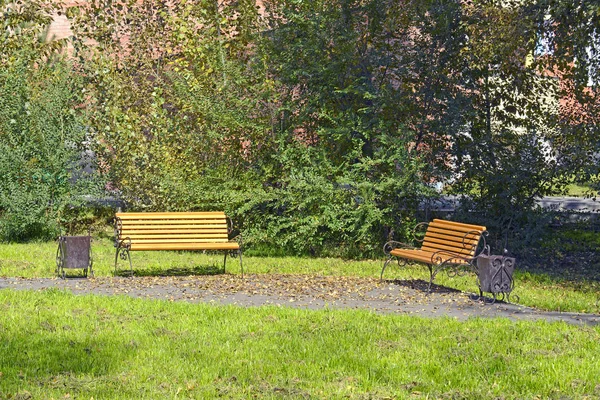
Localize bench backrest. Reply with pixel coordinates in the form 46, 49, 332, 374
115, 212, 231, 246
420, 219, 486, 257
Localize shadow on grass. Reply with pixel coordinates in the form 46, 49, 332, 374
0, 330, 135, 396
59, 273, 91, 280
384, 278, 463, 294
115, 263, 225, 278
516, 256, 600, 283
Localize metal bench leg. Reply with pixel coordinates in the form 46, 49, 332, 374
87, 246, 94, 278
114, 246, 133, 276
126, 250, 133, 276
427, 265, 435, 292
114, 248, 120, 276
223, 251, 243, 277
380, 255, 393, 280
428, 261, 453, 293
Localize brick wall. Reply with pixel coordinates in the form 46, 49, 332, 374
46, 0, 266, 42
47, 12, 72, 41
47, 1, 81, 41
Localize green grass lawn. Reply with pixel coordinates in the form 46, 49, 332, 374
1, 237, 598, 314
565, 183, 599, 197
1, 289, 599, 399
1, 237, 600, 398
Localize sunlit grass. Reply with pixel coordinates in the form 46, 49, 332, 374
0, 236, 599, 313
565, 183, 598, 197
0, 289, 599, 399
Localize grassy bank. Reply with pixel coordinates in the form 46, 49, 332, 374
1, 237, 599, 314
1, 289, 599, 399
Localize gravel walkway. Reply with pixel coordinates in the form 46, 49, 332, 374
1, 274, 599, 326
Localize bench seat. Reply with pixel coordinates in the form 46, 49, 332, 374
389, 249, 470, 265
128, 243, 241, 251
382, 219, 486, 290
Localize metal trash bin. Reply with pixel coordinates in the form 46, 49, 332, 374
476, 248, 515, 302
56, 232, 93, 279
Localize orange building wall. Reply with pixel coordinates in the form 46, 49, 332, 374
47, 1, 81, 41
46, 0, 265, 42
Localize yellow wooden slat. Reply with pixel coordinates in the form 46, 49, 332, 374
127, 238, 229, 244
121, 234, 228, 240
120, 226, 227, 232
431, 219, 486, 233
423, 236, 478, 250
426, 226, 482, 240
117, 217, 225, 221
116, 213, 226, 220
390, 249, 469, 265
121, 229, 227, 235
119, 218, 226, 223
421, 246, 474, 258
428, 225, 483, 237
119, 220, 226, 226
422, 239, 475, 251
421, 243, 475, 256
422, 244, 474, 257
130, 242, 240, 251
119, 224, 227, 230
389, 250, 432, 263
432, 218, 486, 230
424, 231, 480, 244
117, 212, 225, 216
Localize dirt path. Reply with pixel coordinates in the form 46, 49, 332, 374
1, 274, 599, 326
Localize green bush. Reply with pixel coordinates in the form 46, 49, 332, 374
63, 0, 436, 256
0, 53, 101, 241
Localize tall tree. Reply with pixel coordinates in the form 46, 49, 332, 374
0, 0, 97, 240
448, 0, 600, 244
69, 0, 273, 210
257, 0, 436, 254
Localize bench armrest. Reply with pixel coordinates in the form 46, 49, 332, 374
410, 222, 430, 244
458, 229, 488, 256
384, 221, 430, 256
228, 229, 241, 241
383, 241, 417, 256
226, 216, 243, 244
116, 237, 132, 250
114, 216, 132, 249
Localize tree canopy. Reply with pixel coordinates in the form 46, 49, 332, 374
1, 0, 598, 254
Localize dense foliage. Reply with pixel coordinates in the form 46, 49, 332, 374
65, 0, 434, 255
0, 1, 101, 241
447, 1, 600, 245
1, 0, 598, 256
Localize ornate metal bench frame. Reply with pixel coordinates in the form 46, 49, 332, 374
382, 221, 488, 292
114, 214, 243, 277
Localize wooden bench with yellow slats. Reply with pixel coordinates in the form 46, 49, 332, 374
381, 219, 487, 291
114, 212, 243, 277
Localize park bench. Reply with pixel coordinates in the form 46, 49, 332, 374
114, 212, 243, 277
381, 219, 487, 291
